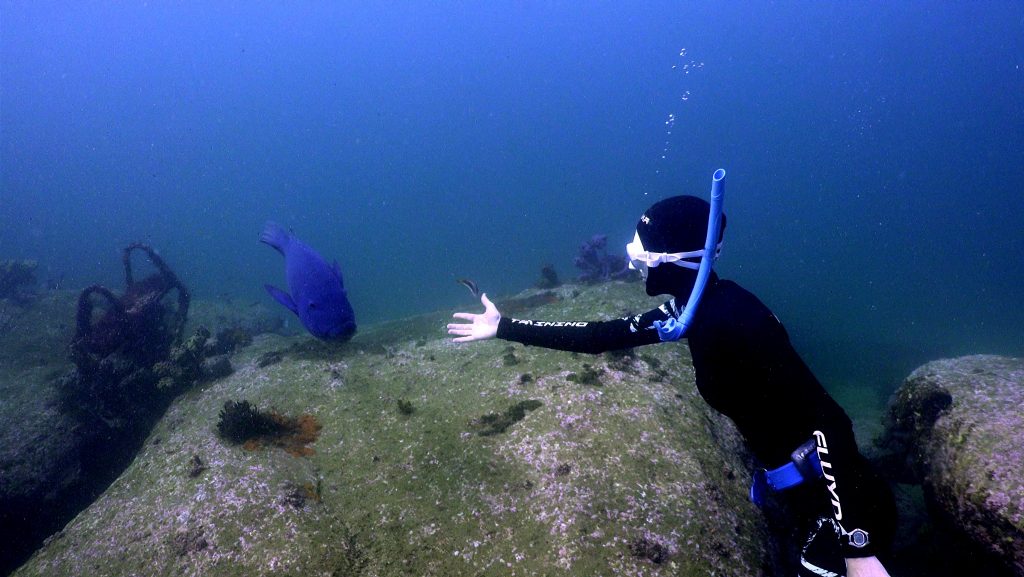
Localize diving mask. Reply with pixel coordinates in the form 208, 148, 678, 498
625, 231, 721, 280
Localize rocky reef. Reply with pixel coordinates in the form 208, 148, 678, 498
876, 355, 1024, 575
9, 282, 780, 577
0, 289, 280, 576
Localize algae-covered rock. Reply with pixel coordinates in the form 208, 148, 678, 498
0, 294, 237, 575
878, 355, 1024, 575
12, 283, 777, 576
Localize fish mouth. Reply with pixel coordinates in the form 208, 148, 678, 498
321, 322, 356, 342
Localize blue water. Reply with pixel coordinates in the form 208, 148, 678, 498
3, 2, 1022, 391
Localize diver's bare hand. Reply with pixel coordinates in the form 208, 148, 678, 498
448, 293, 501, 342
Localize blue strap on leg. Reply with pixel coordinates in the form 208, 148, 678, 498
749, 440, 824, 506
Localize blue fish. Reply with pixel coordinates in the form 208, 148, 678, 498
260, 222, 356, 341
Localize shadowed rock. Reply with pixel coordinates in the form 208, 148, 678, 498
877, 355, 1024, 575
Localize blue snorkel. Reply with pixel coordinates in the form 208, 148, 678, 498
653, 168, 726, 341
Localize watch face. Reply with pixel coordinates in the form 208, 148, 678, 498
848, 529, 869, 548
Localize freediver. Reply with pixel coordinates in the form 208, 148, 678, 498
447, 170, 896, 577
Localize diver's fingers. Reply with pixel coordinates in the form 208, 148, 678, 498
451, 335, 479, 343
447, 325, 472, 335
452, 312, 477, 321
481, 293, 500, 316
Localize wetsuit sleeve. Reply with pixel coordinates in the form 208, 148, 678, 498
495, 302, 673, 354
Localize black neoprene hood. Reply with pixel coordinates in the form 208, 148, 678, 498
636, 195, 726, 254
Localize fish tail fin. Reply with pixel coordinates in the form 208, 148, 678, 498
259, 221, 291, 254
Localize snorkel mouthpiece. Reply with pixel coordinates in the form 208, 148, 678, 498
660, 168, 726, 341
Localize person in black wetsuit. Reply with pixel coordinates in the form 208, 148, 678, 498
447, 194, 896, 577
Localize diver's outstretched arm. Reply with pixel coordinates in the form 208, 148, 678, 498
448, 293, 501, 342
846, 556, 891, 577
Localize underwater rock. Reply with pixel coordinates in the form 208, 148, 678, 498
877, 355, 1024, 574
172, 526, 209, 556
201, 354, 233, 380
0, 259, 38, 303
11, 283, 781, 577
256, 350, 283, 368
204, 326, 254, 356
536, 264, 561, 289
0, 248, 213, 576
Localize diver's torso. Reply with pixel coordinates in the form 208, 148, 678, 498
686, 280, 851, 466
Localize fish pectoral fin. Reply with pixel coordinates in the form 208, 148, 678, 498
264, 284, 298, 315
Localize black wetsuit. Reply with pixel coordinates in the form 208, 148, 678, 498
497, 277, 896, 560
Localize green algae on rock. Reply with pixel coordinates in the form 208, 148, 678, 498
878, 355, 1024, 575
470, 399, 543, 436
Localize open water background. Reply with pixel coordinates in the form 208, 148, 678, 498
3, 1, 1023, 423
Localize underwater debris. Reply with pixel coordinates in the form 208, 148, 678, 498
17, 244, 207, 577
216, 400, 322, 457
70, 243, 189, 371
154, 327, 213, 390
396, 398, 415, 415
471, 399, 543, 436
567, 364, 604, 386
630, 535, 669, 564
54, 244, 207, 467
